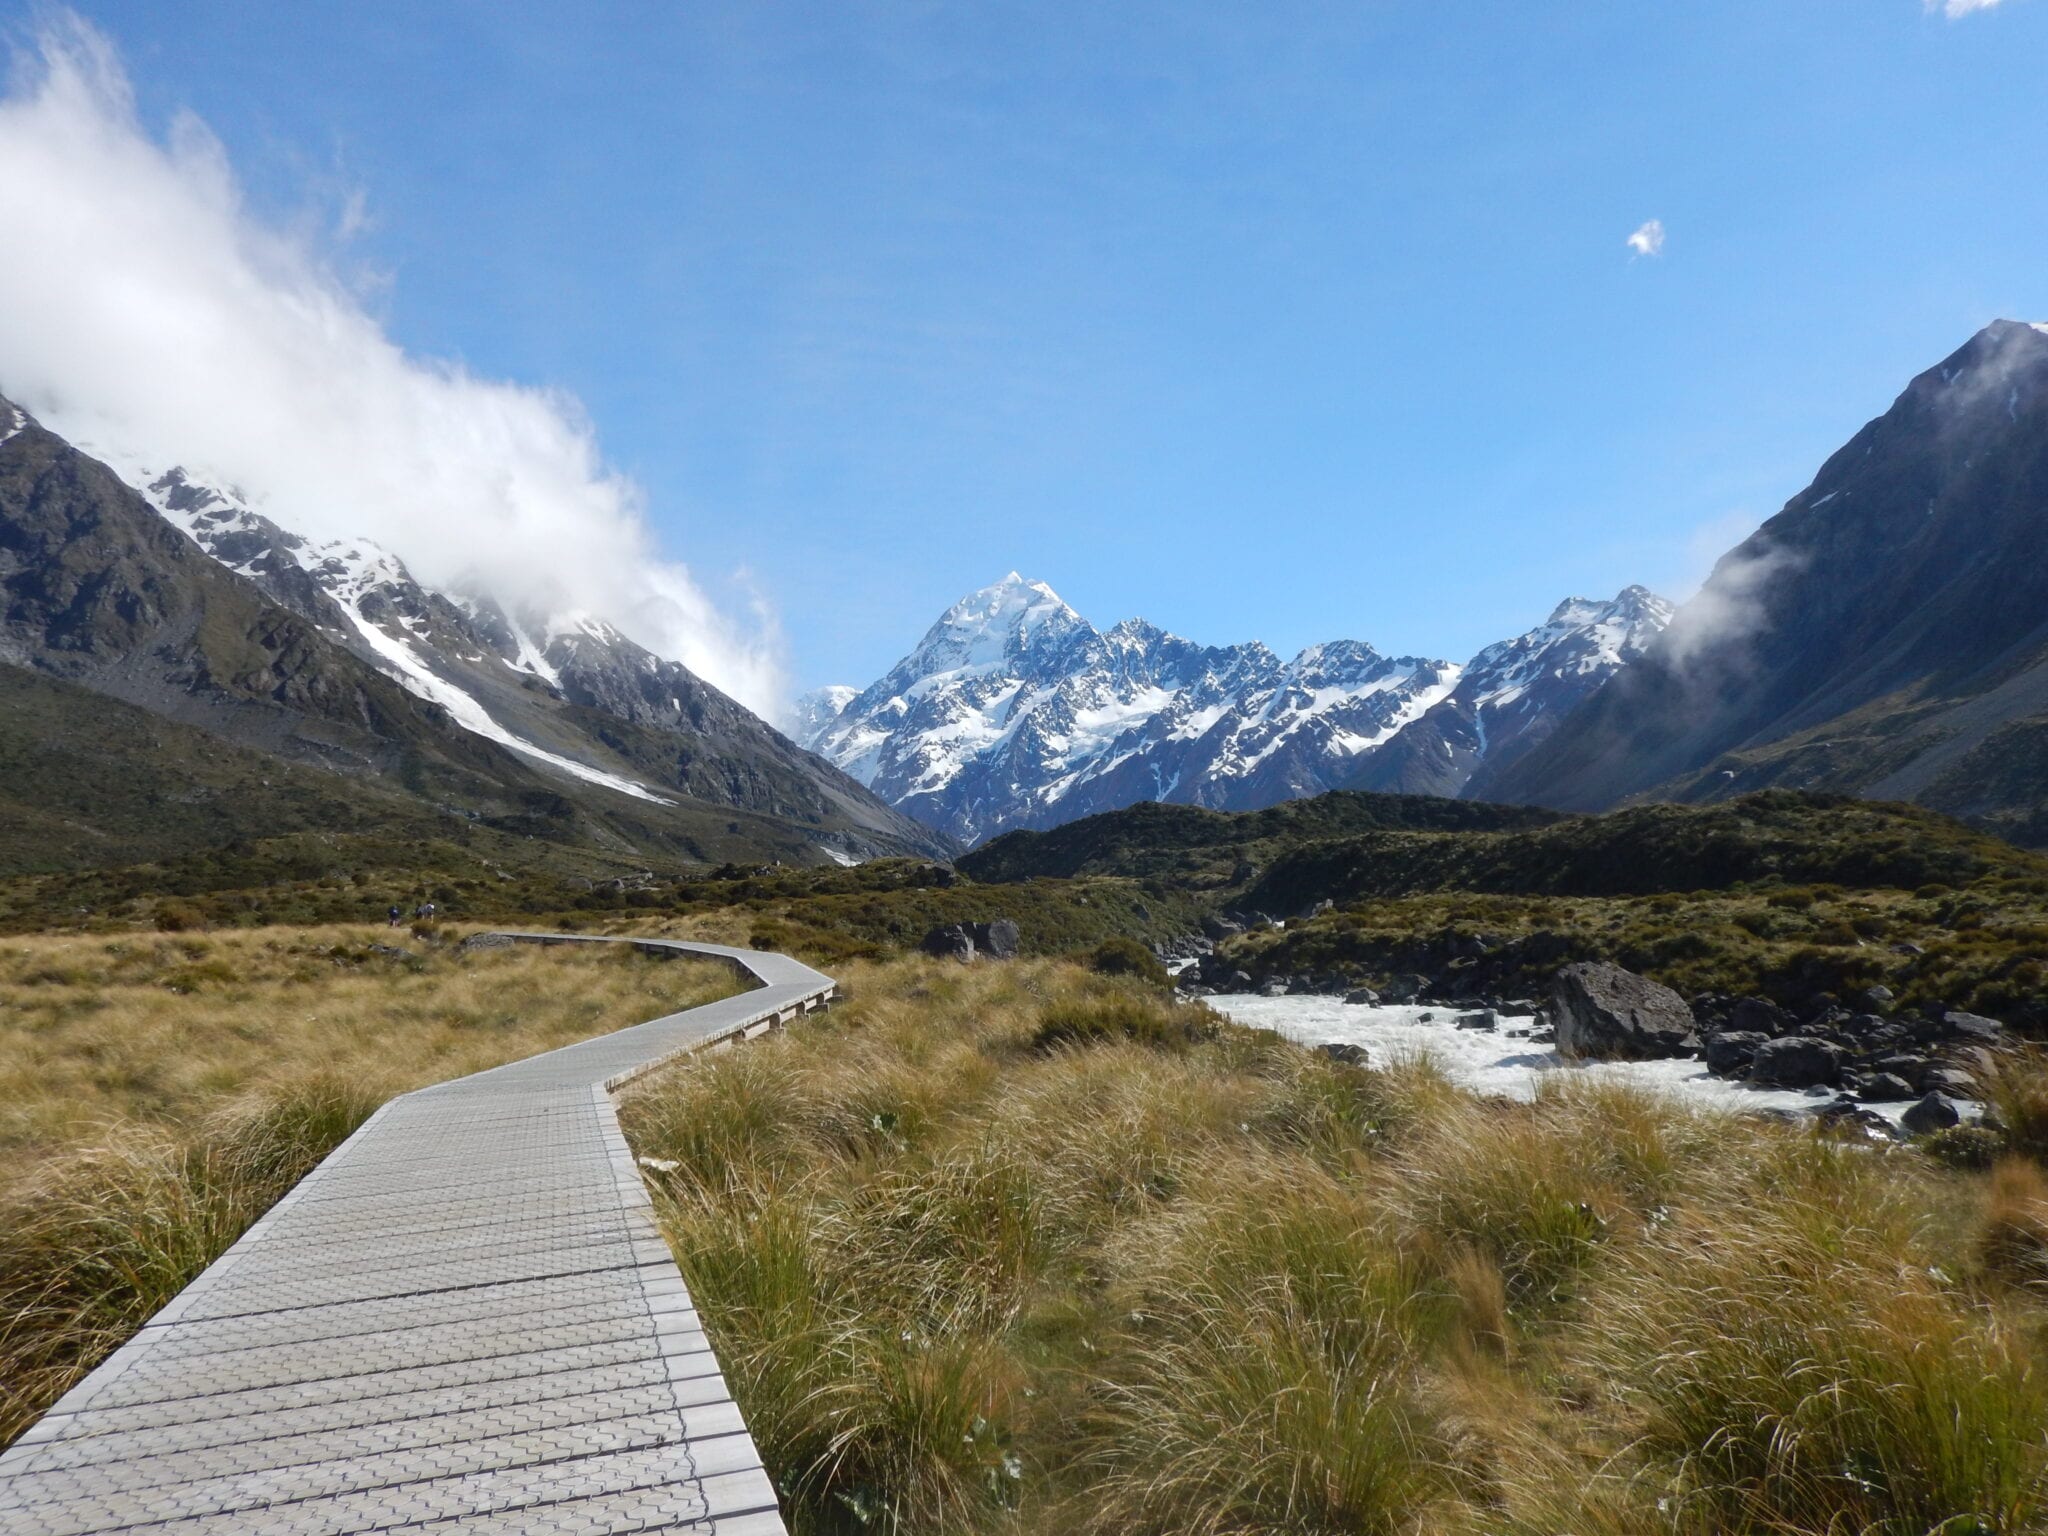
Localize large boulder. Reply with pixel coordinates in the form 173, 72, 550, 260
920, 924, 976, 963
1729, 996, 1788, 1035
1703, 1030, 1771, 1076
969, 919, 1020, 960
1749, 1035, 1848, 1089
1943, 1011, 2005, 1046
1550, 962, 1696, 1061
1902, 1091, 1962, 1136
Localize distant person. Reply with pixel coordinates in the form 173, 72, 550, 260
388, 905, 402, 927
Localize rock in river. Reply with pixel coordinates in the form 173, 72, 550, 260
1550, 962, 1696, 1061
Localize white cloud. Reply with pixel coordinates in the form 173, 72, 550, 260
0, 15, 787, 717
1931, 0, 2008, 17
1659, 531, 1805, 671
1625, 219, 1666, 258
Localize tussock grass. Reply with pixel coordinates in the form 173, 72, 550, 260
622, 956, 2048, 1535
0, 927, 741, 1444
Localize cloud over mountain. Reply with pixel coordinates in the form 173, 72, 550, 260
0, 15, 784, 715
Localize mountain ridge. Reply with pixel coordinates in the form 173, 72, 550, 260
1486, 318, 2048, 846
0, 393, 953, 868
800, 573, 1667, 844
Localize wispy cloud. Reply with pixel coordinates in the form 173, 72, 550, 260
0, 15, 787, 717
1930, 0, 2009, 17
1625, 219, 1666, 258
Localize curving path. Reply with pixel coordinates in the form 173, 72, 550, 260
0, 933, 832, 1536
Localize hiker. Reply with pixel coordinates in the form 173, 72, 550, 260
388, 905, 402, 928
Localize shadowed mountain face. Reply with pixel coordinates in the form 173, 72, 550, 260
1351, 586, 1672, 799
1489, 320, 2048, 846
0, 397, 952, 867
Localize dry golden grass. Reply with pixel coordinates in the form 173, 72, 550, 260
0, 926, 742, 1444
620, 955, 2048, 1536
0, 926, 739, 1189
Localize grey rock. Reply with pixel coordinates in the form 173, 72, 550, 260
1902, 1091, 1962, 1136
1749, 1035, 1849, 1089
1344, 986, 1381, 1006
1872, 1052, 1931, 1086
1856, 1072, 1917, 1102
1380, 974, 1430, 1003
1550, 961, 1696, 1061
1816, 1096, 1904, 1142
1730, 997, 1788, 1035
920, 924, 976, 963
1703, 1030, 1770, 1076
1925, 1064, 1979, 1097
1454, 1009, 1499, 1031
969, 919, 1020, 960
1315, 1042, 1371, 1066
1944, 1010, 2005, 1045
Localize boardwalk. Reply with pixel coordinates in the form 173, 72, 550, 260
0, 934, 832, 1535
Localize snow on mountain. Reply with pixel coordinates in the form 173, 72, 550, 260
130, 467, 672, 802
801, 574, 1473, 845
790, 684, 858, 747
1350, 586, 1674, 799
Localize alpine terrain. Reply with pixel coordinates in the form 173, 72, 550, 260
0, 394, 951, 872
798, 573, 1669, 844
1489, 319, 2048, 848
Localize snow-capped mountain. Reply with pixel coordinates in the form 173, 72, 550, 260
798, 574, 1476, 845
1346, 586, 1675, 799
78, 453, 951, 861
798, 574, 1671, 845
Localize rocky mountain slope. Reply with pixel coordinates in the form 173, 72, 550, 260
800, 574, 1668, 844
0, 395, 950, 868
1488, 320, 2048, 847
1350, 586, 1672, 798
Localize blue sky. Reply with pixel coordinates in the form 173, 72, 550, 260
11, 0, 2048, 699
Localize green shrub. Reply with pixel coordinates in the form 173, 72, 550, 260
1923, 1124, 2007, 1172
1086, 936, 1168, 987
1031, 994, 1214, 1053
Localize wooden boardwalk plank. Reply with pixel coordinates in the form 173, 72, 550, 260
0, 935, 825, 1535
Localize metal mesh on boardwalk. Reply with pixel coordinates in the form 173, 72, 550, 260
0, 934, 832, 1535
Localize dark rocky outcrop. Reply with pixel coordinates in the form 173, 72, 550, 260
1902, 1091, 1963, 1135
1550, 962, 1696, 1061
971, 919, 1021, 959
1750, 1036, 1848, 1090
1487, 321, 2048, 849
1703, 1031, 1770, 1075
920, 925, 976, 963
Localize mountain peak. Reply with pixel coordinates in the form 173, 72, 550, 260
905, 572, 1088, 674
1543, 584, 1673, 629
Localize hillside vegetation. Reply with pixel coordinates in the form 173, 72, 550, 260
958, 791, 1561, 888
963, 790, 2037, 905
620, 954, 2048, 1535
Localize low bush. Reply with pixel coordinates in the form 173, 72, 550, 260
1084, 935, 1168, 987
1031, 993, 1214, 1052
